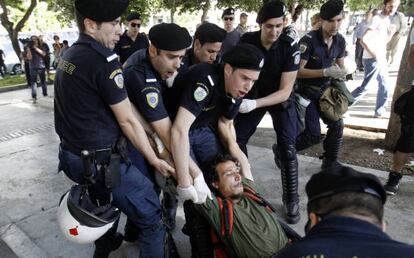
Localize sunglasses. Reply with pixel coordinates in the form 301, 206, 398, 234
130, 23, 141, 28
223, 17, 234, 21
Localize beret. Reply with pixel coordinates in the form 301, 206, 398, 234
75, 0, 129, 22
126, 12, 141, 21
149, 23, 192, 51
306, 166, 387, 204
222, 43, 264, 71
194, 23, 227, 45
256, 1, 286, 24
320, 0, 344, 20
222, 7, 235, 18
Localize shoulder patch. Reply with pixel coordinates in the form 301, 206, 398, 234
113, 73, 124, 89
194, 84, 208, 102
292, 51, 301, 65
109, 68, 123, 79
299, 43, 307, 54
146, 92, 159, 108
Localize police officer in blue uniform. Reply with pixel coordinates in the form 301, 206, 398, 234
123, 23, 194, 231
233, 1, 302, 224
54, 1, 174, 257
114, 12, 149, 65
170, 43, 264, 203
276, 166, 414, 258
180, 22, 227, 71
296, 0, 348, 169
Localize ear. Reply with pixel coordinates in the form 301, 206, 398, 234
84, 18, 97, 33
194, 39, 202, 51
308, 212, 319, 229
224, 63, 233, 76
148, 45, 157, 58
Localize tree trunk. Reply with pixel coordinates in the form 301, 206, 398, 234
200, 0, 210, 23
0, 0, 37, 60
170, 0, 176, 23
385, 23, 414, 148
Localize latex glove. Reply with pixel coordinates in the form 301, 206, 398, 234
177, 185, 198, 203
239, 99, 257, 113
193, 173, 213, 203
323, 66, 347, 79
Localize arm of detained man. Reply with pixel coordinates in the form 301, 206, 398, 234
217, 116, 253, 181
254, 71, 298, 109
110, 98, 175, 175
360, 29, 377, 58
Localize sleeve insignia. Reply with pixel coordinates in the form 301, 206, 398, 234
194, 86, 208, 102
113, 73, 124, 89
146, 92, 159, 108
299, 43, 307, 54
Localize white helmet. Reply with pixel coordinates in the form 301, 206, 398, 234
57, 185, 120, 244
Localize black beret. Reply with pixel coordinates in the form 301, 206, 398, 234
222, 43, 264, 71
126, 12, 141, 21
194, 23, 227, 45
320, 0, 344, 20
306, 166, 387, 204
222, 7, 235, 18
256, 1, 286, 24
149, 23, 192, 51
75, 0, 129, 22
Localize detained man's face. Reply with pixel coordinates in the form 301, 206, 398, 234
214, 160, 244, 199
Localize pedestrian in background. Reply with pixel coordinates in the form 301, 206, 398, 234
26, 35, 47, 103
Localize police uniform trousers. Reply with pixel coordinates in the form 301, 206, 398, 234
58, 145, 166, 258
189, 126, 224, 168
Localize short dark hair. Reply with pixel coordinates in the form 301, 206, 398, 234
307, 192, 384, 225
204, 154, 238, 189
384, 0, 397, 5
63, 40, 68, 45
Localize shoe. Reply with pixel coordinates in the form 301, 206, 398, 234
283, 201, 300, 224
384, 172, 402, 195
32, 98, 37, 104
374, 107, 386, 118
93, 232, 123, 258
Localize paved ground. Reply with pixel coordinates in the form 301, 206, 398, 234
0, 34, 412, 258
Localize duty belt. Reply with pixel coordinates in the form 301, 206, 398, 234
61, 139, 113, 162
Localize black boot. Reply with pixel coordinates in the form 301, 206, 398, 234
163, 191, 178, 231
276, 144, 300, 224
93, 219, 123, 258
321, 120, 344, 170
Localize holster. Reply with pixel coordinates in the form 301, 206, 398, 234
103, 153, 121, 189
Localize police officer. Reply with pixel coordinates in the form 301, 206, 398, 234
170, 43, 264, 203
114, 12, 149, 64
296, 0, 347, 168
233, 1, 301, 224
220, 7, 241, 56
276, 166, 414, 258
54, 1, 174, 257
123, 23, 208, 231
180, 22, 227, 71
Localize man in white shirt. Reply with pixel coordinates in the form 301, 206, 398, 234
386, 2, 406, 64
351, 0, 399, 117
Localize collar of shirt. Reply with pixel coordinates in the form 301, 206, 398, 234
142, 49, 164, 85
76, 33, 117, 62
308, 216, 389, 240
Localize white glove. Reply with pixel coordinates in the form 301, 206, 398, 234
323, 66, 347, 79
177, 185, 198, 203
193, 173, 213, 204
239, 99, 257, 113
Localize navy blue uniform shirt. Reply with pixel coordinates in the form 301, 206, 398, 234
276, 216, 414, 258
298, 28, 346, 87
169, 63, 241, 129
123, 49, 169, 123
54, 33, 127, 150
240, 31, 300, 98
114, 31, 149, 64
